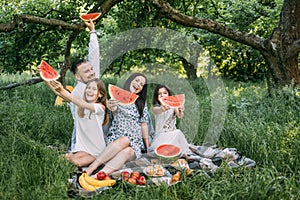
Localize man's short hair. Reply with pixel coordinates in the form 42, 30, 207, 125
71, 59, 88, 74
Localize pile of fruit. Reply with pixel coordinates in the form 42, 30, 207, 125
120, 171, 146, 185
77, 165, 189, 191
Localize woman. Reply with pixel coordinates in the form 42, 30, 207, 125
85, 73, 149, 175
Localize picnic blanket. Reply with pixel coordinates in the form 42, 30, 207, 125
68, 144, 256, 198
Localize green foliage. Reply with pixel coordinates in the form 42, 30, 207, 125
1, 73, 300, 199
98, 0, 192, 78
207, 40, 267, 81
0, 0, 284, 81
0, 0, 95, 74
186, 0, 282, 81
98, 0, 283, 81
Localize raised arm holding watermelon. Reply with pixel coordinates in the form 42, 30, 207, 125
148, 84, 190, 155
85, 73, 150, 175
68, 18, 101, 152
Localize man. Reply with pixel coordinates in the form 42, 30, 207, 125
69, 19, 100, 151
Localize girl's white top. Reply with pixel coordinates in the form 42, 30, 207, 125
154, 108, 177, 134
72, 103, 106, 156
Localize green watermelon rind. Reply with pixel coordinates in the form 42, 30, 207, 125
155, 144, 182, 162
108, 84, 139, 106
80, 13, 101, 21
39, 60, 60, 81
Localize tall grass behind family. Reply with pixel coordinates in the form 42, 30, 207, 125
0, 72, 299, 199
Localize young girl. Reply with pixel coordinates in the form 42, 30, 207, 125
46, 78, 109, 167
148, 84, 189, 154
85, 73, 150, 175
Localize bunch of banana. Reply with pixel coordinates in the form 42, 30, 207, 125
78, 173, 116, 191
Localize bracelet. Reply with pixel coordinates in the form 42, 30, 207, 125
90, 30, 97, 34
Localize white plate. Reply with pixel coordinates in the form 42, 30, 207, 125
143, 166, 165, 177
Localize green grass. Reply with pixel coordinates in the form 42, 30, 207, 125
0, 73, 300, 199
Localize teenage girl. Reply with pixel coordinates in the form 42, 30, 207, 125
148, 84, 189, 154
46, 78, 108, 167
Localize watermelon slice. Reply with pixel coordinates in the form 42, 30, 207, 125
159, 94, 185, 108
108, 84, 139, 105
155, 144, 182, 163
80, 13, 101, 21
39, 60, 60, 81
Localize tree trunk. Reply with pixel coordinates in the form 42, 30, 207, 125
181, 57, 197, 79
262, 0, 300, 86
257, 0, 300, 87
263, 51, 300, 87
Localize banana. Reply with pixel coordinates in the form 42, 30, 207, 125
78, 173, 101, 191
83, 173, 117, 188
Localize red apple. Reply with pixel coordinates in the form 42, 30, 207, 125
121, 171, 130, 179
127, 177, 137, 185
137, 175, 146, 185
130, 171, 140, 179
96, 171, 107, 180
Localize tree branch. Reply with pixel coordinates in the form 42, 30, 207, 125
0, 77, 43, 90
0, 14, 81, 32
0, 0, 126, 90
149, 0, 266, 51
98, 0, 124, 16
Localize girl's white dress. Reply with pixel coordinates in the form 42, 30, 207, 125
72, 103, 106, 157
149, 108, 189, 154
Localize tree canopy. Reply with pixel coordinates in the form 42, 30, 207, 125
0, 0, 299, 87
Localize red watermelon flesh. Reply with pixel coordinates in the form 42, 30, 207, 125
108, 84, 139, 105
80, 13, 101, 21
160, 94, 185, 108
39, 60, 60, 81
155, 144, 181, 158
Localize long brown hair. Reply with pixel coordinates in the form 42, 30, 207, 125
123, 73, 148, 119
152, 84, 172, 106
78, 78, 109, 125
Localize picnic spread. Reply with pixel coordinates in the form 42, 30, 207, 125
67, 144, 256, 198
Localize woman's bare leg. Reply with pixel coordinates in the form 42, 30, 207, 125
101, 147, 135, 174
85, 136, 130, 175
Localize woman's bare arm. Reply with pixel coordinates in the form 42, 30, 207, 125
141, 122, 149, 148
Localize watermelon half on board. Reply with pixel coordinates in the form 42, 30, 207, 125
155, 144, 182, 163
159, 94, 185, 108
80, 13, 101, 21
108, 84, 139, 106
39, 60, 60, 81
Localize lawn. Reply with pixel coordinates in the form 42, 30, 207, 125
0, 72, 299, 200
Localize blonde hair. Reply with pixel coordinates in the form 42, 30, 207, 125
78, 78, 109, 125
